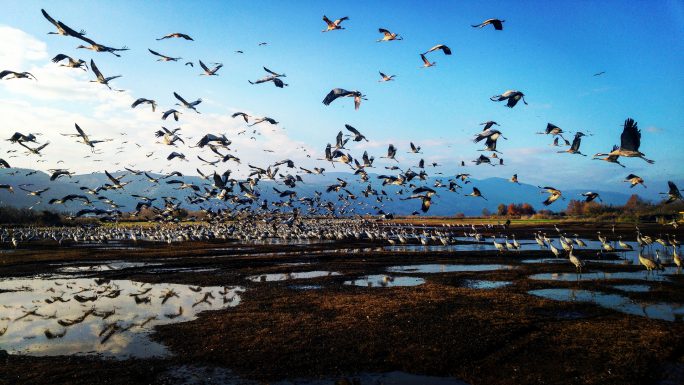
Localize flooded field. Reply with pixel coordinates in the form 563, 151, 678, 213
1, 221, 683, 385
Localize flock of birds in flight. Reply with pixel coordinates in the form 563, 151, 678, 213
0, 9, 682, 220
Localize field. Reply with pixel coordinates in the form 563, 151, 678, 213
0, 220, 683, 385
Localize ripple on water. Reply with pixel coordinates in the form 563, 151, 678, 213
529, 288, 684, 322
0, 276, 244, 359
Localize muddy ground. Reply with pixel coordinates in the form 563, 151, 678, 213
1, 222, 683, 385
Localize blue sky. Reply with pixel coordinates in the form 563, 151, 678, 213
0, 0, 683, 193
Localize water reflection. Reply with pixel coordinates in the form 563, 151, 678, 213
462, 280, 511, 289
344, 275, 425, 288
246, 271, 340, 282
387, 264, 515, 274
529, 288, 684, 322
0, 277, 244, 358
529, 267, 678, 282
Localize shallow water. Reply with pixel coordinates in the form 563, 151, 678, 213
462, 280, 512, 289
529, 288, 684, 322
57, 261, 161, 273
529, 267, 678, 282
246, 271, 340, 282
344, 275, 425, 288
0, 276, 244, 358
387, 264, 515, 274
159, 366, 469, 385
612, 284, 651, 292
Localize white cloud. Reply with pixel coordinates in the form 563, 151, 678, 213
0, 25, 317, 179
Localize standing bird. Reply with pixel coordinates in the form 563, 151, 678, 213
472, 18, 505, 30
660, 181, 683, 204
156, 33, 193, 41
540, 186, 563, 206
131, 98, 157, 112
173, 92, 202, 113
378, 71, 396, 82
491, 90, 527, 108
419, 54, 436, 68
148, 49, 181, 62
423, 44, 451, 55
594, 118, 654, 164
377, 28, 402, 41
89, 60, 123, 91
624, 174, 646, 188
51, 54, 88, 70
322, 15, 349, 32
322, 88, 366, 110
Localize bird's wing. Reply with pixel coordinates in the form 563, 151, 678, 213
131, 98, 144, 108
441, 45, 452, 55
41, 9, 59, 27
173, 92, 189, 105
626, 174, 638, 179
263, 67, 279, 76
620, 118, 640, 151
345, 124, 362, 136
104, 170, 118, 184
51, 53, 69, 63
322, 15, 334, 27
58, 22, 92, 41
74, 123, 87, 139
669, 181, 679, 194
199, 60, 210, 72
322, 89, 341, 105
90, 60, 104, 80
378, 28, 391, 35
420, 54, 430, 65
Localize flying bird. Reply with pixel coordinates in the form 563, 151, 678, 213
581, 192, 601, 202
199, 60, 223, 76
131, 98, 157, 112
89, 60, 123, 91
661, 181, 683, 204
156, 33, 193, 41
624, 174, 646, 188
377, 28, 402, 42
173, 92, 202, 113
162, 109, 182, 121
0, 70, 36, 80
472, 18, 505, 30
466, 187, 487, 200
419, 54, 436, 68
51, 54, 87, 70
344, 124, 368, 142
322, 15, 349, 32
540, 186, 563, 206
378, 71, 396, 82
558, 132, 587, 156
148, 49, 181, 62
490, 90, 527, 108
593, 118, 654, 164
322, 88, 366, 110
423, 44, 451, 55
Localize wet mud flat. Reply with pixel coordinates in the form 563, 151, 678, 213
1, 225, 684, 385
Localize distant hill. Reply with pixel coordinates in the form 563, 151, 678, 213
0, 168, 661, 216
